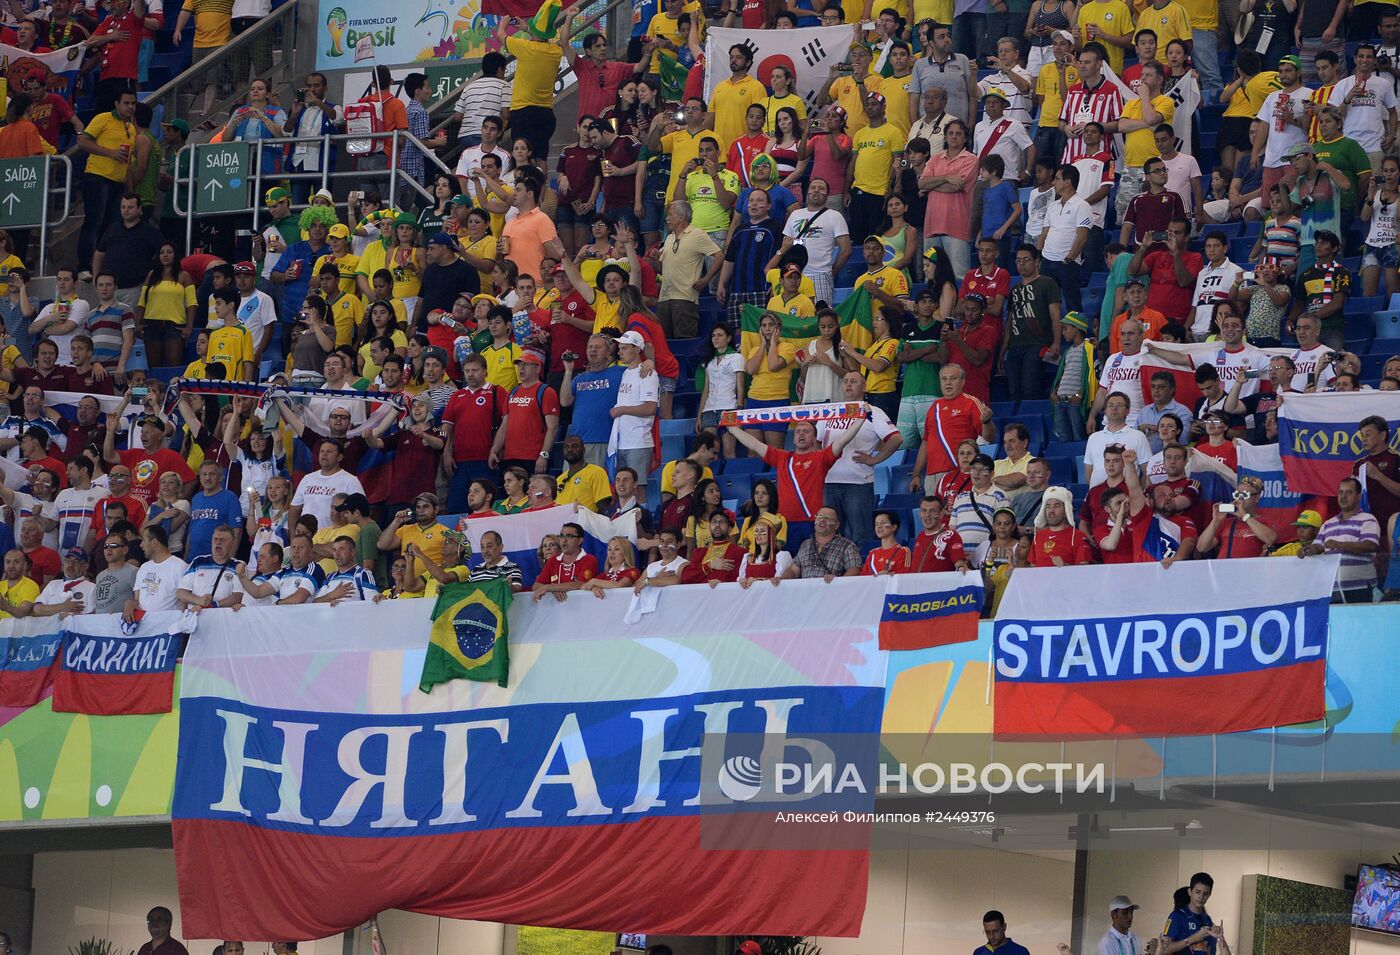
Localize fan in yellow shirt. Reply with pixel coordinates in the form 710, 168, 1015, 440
1119, 65, 1175, 168
555, 443, 614, 511
710, 49, 767, 148
316, 270, 364, 347
1076, 0, 1135, 73
0, 570, 39, 619
767, 265, 817, 318
877, 43, 916, 136
854, 237, 911, 310
1135, 0, 1192, 60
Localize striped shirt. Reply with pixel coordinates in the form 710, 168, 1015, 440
951, 487, 1008, 550
85, 304, 135, 367
469, 558, 523, 588
1317, 511, 1381, 590
724, 219, 784, 295
318, 566, 378, 601
1059, 79, 1124, 163
454, 76, 512, 138
277, 562, 325, 602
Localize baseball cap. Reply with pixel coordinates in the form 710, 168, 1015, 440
161, 118, 190, 136
1284, 141, 1314, 159
1053, 28, 1075, 42
828, 105, 847, 122
413, 491, 439, 507
551, 263, 567, 276
264, 186, 291, 206
971, 452, 995, 470
1279, 54, 1303, 69
328, 223, 351, 239
232, 261, 257, 275
137, 414, 163, 429
782, 262, 802, 276
616, 330, 647, 348
1292, 509, 1323, 529
427, 233, 460, 249
63, 547, 89, 561
450, 194, 473, 206
515, 351, 545, 366
982, 87, 1011, 103
737, 943, 762, 955
1124, 276, 1146, 288
923, 246, 940, 264
1109, 896, 1140, 913
423, 346, 450, 366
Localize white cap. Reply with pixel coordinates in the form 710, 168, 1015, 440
1053, 28, 1076, 43
1035, 486, 1074, 529
616, 330, 646, 348
1109, 896, 1140, 913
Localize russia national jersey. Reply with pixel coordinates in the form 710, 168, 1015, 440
318, 567, 378, 601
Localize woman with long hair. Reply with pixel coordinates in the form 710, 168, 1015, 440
581, 536, 642, 594
738, 516, 792, 583
743, 312, 796, 450
367, 268, 409, 329
798, 308, 848, 404
1361, 156, 1400, 298
418, 174, 457, 236
221, 78, 289, 175
0, 230, 23, 277
843, 306, 901, 420
135, 242, 195, 367
634, 76, 672, 131
697, 322, 745, 458
1024, 0, 1076, 75
403, 332, 430, 388
684, 478, 735, 553
459, 208, 498, 294
603, 79, 642, 137
878, 193, 918, 277
536, 534, 563, 566
737, 478, 787, 549
357, 300, 409, 377
974, 507, 1027, 613
767, 106, 807, 203
496, 465, 531, 514
246, 474, 292, 553
762, 67, 806, 134
385, 215, 424, 317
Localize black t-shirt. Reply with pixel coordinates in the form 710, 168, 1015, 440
417, 259, 481, 328
97, 220, 166, 287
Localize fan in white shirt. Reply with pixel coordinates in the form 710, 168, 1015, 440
1189, 237, 1243, 338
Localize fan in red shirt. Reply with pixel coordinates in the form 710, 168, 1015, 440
682, 512, 746, 583
910, 496, 970, 572
490, 353, 561, 474
542, 265, 595, 376
862, 509, 911, 575
441, 353, 506, 510
530, 522, 599, 600
626, 308, 679, 416
939, 295, 1000, 403
729, 417, 867, 528
108, 414, 196, 508
1078, 444, 1129, 544
960, 241, 1011, 322
1197, 475, 1276, 559
1028, 487, 1094, 567
910, 364, 995, 493
1132, 218, 1201, 321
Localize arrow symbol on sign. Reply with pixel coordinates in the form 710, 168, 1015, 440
203, 179, 223, 199
1, 194, 18, 214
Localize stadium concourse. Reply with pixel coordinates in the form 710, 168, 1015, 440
3, 0, 1400, 950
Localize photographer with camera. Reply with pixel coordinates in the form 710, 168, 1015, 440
1196, 474, 1275, 559
283, 73, 343, 205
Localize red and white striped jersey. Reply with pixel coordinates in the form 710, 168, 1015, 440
1059, 79, 1125, 163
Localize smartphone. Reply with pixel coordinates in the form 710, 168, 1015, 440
672, 110, 685, 123
1151, 231, 1168, 243
1219, 503, 1236, 514
131, 386, 149, 398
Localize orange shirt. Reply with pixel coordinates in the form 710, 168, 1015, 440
1109, 307, 1168, 353
0, 118, 52, 159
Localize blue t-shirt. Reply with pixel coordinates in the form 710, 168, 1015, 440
567, 366, 627, 443
272, 240, 329, 320
1164, 907, 1215, 955
738, 184, 797, 225
981, 179, 1020, 239
974, 941, 1031, 955
1231, 154, 1263, 198
187, 489, 244, 560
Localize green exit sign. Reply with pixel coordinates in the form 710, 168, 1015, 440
0, 158, 47, 228
195, 142, 251, 214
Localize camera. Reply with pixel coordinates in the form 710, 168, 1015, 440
1219, 503, 1237, 514
131, 386, 149, 398
1151, 231, 1168, 243
295, 88, 306, 103
562, 350, 579, 362
672, 110, 685, 123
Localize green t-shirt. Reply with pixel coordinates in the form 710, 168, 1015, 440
685, 168, 741, 233
1100, 252, 1134, 341
1310, 135, 1369, 213
357, 519, 385, 588
899, 319, 944, 398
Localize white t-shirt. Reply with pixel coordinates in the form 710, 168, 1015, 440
1161, 151, 1202, 213
52, 484, 105, 553
1328, 75, 1398, 154
1290, 342, 1337, 391
34, 298, 90, 365
978, 68, 1034, 125
644, 556, 688, 578
277, 565, 321, 602
1256, 87, 1313, 168
1190, 259, 1244, 336
1072, 152, 1112, 227
36, 576, 95, 612
236, 290, 277, 347
454, 145, 509, 198
1024, 185, 1056, 239
702, 352, 745, 412
1212, 343, 1270, 398
1084, 423, 1153, 486
133, 555, 188, 612
178, 556, 247, 603
1097, 350, 1148, 426
818, 405, 898, 485
611, 365, 659, 450
783, 207, 850, 277
1041, 194, 1093, 263
291, 468, 365, 528
974, 116, 1034, 180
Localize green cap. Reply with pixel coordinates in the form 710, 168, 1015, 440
264, 186, 292, 205
450, 194, 473, 206
1062, 310, 1089, 334
161, 118, 190, 136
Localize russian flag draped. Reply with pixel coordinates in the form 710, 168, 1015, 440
0, 619, 62, 708
1277, 392, 1400, 496
879, 573, 983, 650
53, 612, 190, 716
1235, 441, 1307, 541
992, 557, 1338, 738
1137, 342, 1290, 410
455, 503, 639, 586
172, 580, 895, 939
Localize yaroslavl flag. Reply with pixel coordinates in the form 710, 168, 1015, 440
420, 579, 513, 691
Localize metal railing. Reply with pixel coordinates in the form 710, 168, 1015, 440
18, 156, 75, 277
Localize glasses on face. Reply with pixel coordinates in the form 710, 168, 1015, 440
561, 532, 583, 539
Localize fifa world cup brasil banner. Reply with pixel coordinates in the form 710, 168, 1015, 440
171, 579, 913, 940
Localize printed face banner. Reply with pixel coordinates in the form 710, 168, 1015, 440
1277, 391, 1400, 496
173, 579, 895, 940
992, 557, 1338, 738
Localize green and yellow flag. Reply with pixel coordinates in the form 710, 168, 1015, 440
419, 579, 513, 691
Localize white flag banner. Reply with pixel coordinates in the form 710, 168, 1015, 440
0, 42, 86, 77
1166, 71, 1201, 156
703, 24, 856, 111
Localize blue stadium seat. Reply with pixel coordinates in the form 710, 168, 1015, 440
1350, 295, 1386, 317
880, 493, 923, 513
1044, 439, 1087, 459
1045, 455, 1076, 487
1068, 482, 1089, 512
832, 287, 854, 305
1375, 310, 1400, 341
718, 473, 752, 502
1021, 416, 1049, 455
1016, 399, 1051, 419
1240, 220, 1263, 239
1363, 354, 1390, 383
1228, 238, 1254, 263
720, 457, 766, 475
991, 401, 1017, 419
660, 418, 695, 436
660, 434, 686, 463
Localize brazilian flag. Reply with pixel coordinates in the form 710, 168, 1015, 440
419, 579, 513, 691
737, 286, 874, 400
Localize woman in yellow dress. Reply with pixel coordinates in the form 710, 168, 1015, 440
385, 214, 424, 317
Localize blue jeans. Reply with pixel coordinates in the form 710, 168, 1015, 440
825, 482, 874, 544
1042, 257, 1083, 312
1004, 344, 1045, 403
1192, 28, 1222, 100
1052, 398, 1087, 442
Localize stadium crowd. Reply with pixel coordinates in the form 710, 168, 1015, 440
2, 0, 1400, 618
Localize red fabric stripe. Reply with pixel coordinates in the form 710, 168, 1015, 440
879, 611, 980, 651
993, 660, 1325, 738
0, 665, 56, 708
174, 814, 870, 940
52, 670, 175, 715
1282, 457, 1356, 498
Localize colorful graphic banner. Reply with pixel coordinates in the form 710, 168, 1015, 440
173, 581, 895, 939
878, 574, 982, 651
53, 613, 189, 716
318, 0, 501, 71
454, 503, 638, 586
1277, 391, 1400, 496
992, 557, 1337, 738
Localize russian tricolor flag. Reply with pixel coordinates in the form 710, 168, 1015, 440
0, 623, 62, 708
1278, 391, 1400, 496
992, 557, 1338, 738
454, 504, 640, 587
52, 612, 190, 716
878, 574, 984, 650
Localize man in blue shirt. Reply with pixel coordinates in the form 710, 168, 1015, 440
271, 214, 331, 335
187, 460, 244, 559
561, 334, 625, 468
975, 910, 1031, 955
315, 536, 378, 603
1162, 873, 1228, 955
